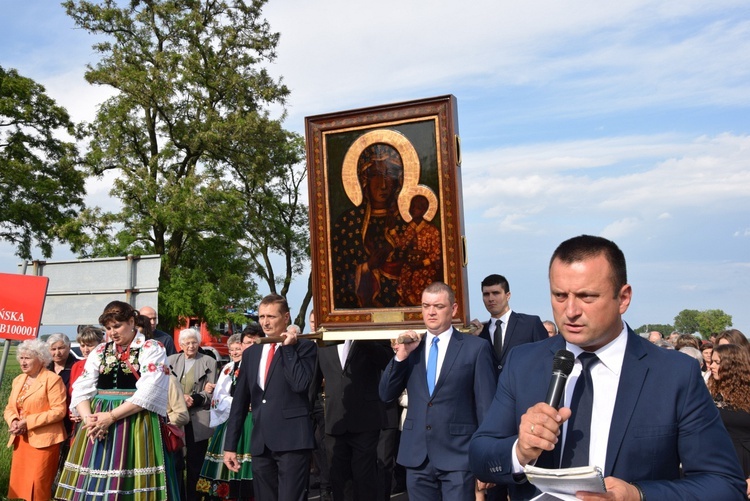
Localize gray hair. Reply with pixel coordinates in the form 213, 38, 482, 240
46, 332, 71, 348
227, 333, 241, 348
178, 328, 201, 347
654, 339, 675, 350
17, 339, 53, 366
679, 346, 703, 366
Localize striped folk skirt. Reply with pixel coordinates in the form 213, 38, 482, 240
197, 412, 254, 500
54, 390, 170, 500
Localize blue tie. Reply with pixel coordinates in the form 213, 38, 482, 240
561, 352, 599, 467
426, 336, 440, 395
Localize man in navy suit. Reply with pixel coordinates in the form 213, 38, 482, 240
223, 294, 317, 501
469, 235, 746, 500
380, 281, 496, 500
474, 274, 548, 376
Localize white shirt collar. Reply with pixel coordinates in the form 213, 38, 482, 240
426, 326, 453, 344
565, 321, 628, 377
491, 309, 513, 325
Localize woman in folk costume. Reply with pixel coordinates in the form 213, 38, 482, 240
55, 301, 170, 500
198, 324, 261, 500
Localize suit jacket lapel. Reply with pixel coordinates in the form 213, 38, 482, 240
500, 312, 518, 358
24, 372, 46, 401
604, 330, 647, 476
172, 353, 185, 379
247, 344, 262, 394
194, 355, 211, 392
432, 329, 462, 396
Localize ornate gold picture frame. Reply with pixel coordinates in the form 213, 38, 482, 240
305, 95, 469, 332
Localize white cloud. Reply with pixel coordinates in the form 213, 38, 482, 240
601, 217, 642, 239
462, 133, 750, 230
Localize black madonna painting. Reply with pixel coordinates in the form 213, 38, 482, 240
305, 96, 469, 331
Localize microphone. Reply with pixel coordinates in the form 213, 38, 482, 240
544, 349, 575, 409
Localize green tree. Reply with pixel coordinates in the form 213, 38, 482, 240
61, 0, 307, 329
673, 309, 700, 335
696, 309, 732, 339
0, 66, 85, 259
673, 309, 733, 339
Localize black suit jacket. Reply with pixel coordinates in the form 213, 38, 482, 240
311, 340, 393, 435
479, 311, 547, 374
225, 339, 317, 454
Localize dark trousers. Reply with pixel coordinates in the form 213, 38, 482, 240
406, 457, 474, 501
377, 427, 399, 500
252, 447, 311, 501
311, 396, 331, 492
325, 430, 380, 501
185, 422, 209, 501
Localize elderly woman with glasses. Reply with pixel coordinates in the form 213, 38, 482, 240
168, 327, 218, 500
4, 339, 67, 501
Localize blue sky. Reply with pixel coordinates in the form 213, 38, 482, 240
2, 0, 749, 334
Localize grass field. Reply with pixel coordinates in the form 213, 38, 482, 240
0, 345, 21, 500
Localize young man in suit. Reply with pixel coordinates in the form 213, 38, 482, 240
223, 294, 317, 501
475, 274, 548, 376
469, 235, 746, 500
380, 281, 496, 501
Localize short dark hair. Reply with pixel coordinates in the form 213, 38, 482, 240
550, 235, 627, 297
481, 274, 510, 294
423, 281, 455, 305
241, 323, 262, 343
259, 294, 290, 315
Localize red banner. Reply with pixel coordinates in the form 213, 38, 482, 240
0, 273, 49, 341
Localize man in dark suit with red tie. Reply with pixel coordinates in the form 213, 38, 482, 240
475, 274, 548, 376
223, 294, 317, 501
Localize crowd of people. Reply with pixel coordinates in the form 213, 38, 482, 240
4, 234, 750, 500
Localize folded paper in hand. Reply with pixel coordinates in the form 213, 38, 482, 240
524, 465, 606, 501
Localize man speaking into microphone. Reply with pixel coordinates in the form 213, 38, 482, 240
469, 235, 746, 500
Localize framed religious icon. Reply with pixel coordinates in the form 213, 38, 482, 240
305, 95, 470, 333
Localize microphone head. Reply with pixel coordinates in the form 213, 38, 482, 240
552, 349, 575, 376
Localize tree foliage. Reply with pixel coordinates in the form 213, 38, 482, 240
61, 0, 308, 329
673, 308, 732, 339
673, 309, 701, 335
0, 66, 85, 259
697, 309, 732, 339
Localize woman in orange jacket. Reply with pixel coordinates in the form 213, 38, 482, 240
4, 338, 67, 501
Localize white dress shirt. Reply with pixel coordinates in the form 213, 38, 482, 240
511, 322, 628, 473
491, 309, 513, 348
258, 342, 280, 390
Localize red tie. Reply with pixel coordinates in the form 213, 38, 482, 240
265, 343, 276, 382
